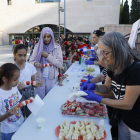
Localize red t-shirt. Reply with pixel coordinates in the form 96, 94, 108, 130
64, 41, 75, 51
75, 43, 88, 61
87, 46, 91, 49
15, 39, 18, 45
78, 43, 88, 56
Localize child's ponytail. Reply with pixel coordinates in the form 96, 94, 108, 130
0, 63, 19, 86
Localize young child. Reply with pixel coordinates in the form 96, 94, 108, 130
86, 40, 91, 57
66, 50, 76, 69
65, 45, 71, 52
64, 38, 75, 53
29, 40, 32, 50
13, 44, 43, 117
0, 63, 24, 140
12, 39, 15, 51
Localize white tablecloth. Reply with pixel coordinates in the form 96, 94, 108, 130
12, 62, 112, 140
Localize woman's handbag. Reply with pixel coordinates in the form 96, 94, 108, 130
109, 108, 121, 127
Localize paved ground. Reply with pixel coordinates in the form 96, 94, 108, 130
0, 45, 30, 139
0, 45, 14, 66
0, 45, 30, 66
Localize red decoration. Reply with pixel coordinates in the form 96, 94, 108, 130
26, 81, 30, 85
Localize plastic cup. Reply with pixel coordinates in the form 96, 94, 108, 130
36, 118, 45, 129
66, 77, 70, 82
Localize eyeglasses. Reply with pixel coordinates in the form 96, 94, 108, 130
101, 51, 112, 58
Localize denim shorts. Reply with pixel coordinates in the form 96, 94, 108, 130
1, 132, 15, 140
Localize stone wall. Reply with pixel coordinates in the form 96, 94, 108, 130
0, 0, 120, 45
104, 24, 132, 35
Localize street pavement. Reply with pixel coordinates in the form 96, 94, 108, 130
0, 45, 30, 139
0, 45, 30, 66
0, 45, 14, 66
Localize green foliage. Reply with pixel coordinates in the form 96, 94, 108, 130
130, 0, 140, 24
122, 0, 129, 24
119, 0, 124, 24
120, 0, 130, 24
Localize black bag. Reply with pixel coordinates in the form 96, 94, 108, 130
109, 108, 121, 127
19, 85, 35, 118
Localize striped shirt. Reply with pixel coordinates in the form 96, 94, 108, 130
101, 68, 107, 81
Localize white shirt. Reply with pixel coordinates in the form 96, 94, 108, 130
42, 61, 49, 78
0, 87, 24, 133
18, 62, 37, 84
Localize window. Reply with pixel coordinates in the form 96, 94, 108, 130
36, 0, 61, 2
87, 0, 93, 1
7, 0, 12, 5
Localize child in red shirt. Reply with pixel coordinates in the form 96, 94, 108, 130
64, 38, 75, 52
66, 50, 76, 69
86, 41, 91, 57
14, 37, 18, 45
76, 37, 88, 60
86, 41, 91, 49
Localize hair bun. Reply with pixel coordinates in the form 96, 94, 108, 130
93, 30, 103, 37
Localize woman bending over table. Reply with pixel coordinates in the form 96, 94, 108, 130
82, 31, 140, 140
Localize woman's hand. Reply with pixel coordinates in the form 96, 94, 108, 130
42, 51, 49, 58
34, 62, 42, 68
18, 82, 23, 90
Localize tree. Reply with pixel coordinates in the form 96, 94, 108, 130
119, 0, 124, 24
130, 0, 140, 24
122, 0, 129, 24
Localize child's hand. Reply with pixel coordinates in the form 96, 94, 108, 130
65, 74, 68, 77
8, 106, 18, 116
36, 80, 43, 87
34, 62, 41, 68
18, 82, 23, 90
58, 83, 63, 86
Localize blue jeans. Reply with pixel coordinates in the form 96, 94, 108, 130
118, 120, 140, 140
1, 132, 15, 140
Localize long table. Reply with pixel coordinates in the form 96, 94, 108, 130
12, 62, 112, 140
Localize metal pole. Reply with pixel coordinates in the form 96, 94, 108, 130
58, 0, 60, 38
64, 0, 66, 37
40, 0, 41, 3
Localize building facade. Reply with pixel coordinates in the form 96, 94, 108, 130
0, 0, 120, 45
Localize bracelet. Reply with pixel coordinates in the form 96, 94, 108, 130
96, 85, 99, 92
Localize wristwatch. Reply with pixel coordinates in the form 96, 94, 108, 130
96, 85, 99, 92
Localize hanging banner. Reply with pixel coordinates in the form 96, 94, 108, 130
128, 19, 140, 49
